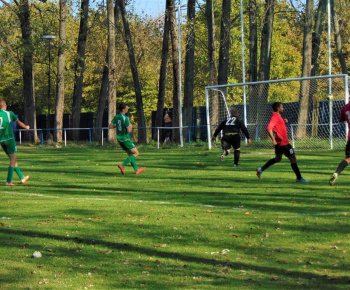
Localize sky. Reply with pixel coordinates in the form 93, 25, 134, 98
129, 0, 166, 18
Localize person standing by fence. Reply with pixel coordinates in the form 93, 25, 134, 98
0, 99, 30, 186
109, 102, 145, 175
163, 111, 172, 143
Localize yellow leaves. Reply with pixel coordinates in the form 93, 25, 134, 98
153, 244, 167, 248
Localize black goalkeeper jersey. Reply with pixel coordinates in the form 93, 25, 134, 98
213, 116, 250, 139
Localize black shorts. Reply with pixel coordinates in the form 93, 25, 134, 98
345, 141, 350, 158
221, 134, 240, 150
275, 144, 295, 157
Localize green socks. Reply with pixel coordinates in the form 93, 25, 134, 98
7, 166, 24, 183
122, 155, 139, 171
14, 166, 24, 180
129, 155, 139, 171
7, 166, 14, 183
122, 157, 132, 167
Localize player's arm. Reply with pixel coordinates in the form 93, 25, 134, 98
240, 121, 251, 145
267, 129, 277, 146
339, 109, 346, 122
211, 121, 225, 141
109, 117, 115, 129
126, 123, 132, 133
16, 119, 30, 130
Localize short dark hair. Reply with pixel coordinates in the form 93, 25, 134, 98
118, 102, 127, 111
272, 102, 282, 112
230, 108, 239, 117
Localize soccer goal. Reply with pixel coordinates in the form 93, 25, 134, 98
205, 74, 350, 150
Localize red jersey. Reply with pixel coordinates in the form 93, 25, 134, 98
339, 102, 350, 141
266, 112, 289, 146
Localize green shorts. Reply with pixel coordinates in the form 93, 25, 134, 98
118, 139, 136, 151
1, 139, 18, 155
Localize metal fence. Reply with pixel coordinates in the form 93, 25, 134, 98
206, 74, 350, 150
15, 125, 209, 149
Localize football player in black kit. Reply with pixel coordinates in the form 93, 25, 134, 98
211, 108, 251, 167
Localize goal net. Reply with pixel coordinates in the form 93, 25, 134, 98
206, 75, 349, 150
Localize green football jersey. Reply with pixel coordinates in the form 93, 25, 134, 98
0, 109, 18, 142
111, 113, 131, 141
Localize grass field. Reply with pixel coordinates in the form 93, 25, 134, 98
1, 144, 350, 289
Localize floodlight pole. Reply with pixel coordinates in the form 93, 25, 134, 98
43, 34, 56, 133
240, 0, 247, 144
178, 0, 183, 147
327, 0, 333, 149
345, 75, 349, 141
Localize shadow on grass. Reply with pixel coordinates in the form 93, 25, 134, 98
1, 227, 349, 287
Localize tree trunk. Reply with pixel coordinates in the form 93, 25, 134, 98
107, 0, 116, 143
331, 0, 348, 75
248, 0, 258, 138
169, 0, 180, 142
54, 0, 67, 142
218, 0, 231, 86
94, 2, 120, 142
256, 0, 274, 136
18, 0, 38, 142
217, 0, 231, 124
296, 0, 314, 139
117, 0, 147, 143
153, 0, 172, 141
206, 0, 219, 127
183, 0, 196, 141
310, 0, 326, 136
71, 0, 90, 141
311, 0, 327, 77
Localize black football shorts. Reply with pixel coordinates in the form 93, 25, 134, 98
275, 143, 295, 157
221, 134, 241, 150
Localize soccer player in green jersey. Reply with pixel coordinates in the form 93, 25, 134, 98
109, 102, 145, 175
0, 99, 30, 186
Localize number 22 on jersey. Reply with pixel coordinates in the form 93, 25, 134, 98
225, 117, 236, 126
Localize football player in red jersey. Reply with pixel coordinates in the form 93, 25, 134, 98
329, 101, 350, 185
256, 102, 309, 183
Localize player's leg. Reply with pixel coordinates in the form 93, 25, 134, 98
257, 146, 282, 179
117, 142, 130, 174
329, 141, 350, 185
285, 145, 308, 182
6, 152, 17, 186
263, 153, 282, 170
4, 140, 29, 185
128, 148, 145, 174
232, 135, 241, 167
119, 140, 145, 174
221, 137, 231, 161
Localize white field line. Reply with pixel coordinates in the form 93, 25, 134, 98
3, 190, 244, 210
2, 191, 347, 217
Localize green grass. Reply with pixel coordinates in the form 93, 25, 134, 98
1, 144, 350, 289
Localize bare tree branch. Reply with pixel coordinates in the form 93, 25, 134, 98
0, 0, 15, 11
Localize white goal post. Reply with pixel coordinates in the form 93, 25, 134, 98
206, 74, 349, 150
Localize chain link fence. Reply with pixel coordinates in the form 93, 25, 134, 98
206, 74, 350, 150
